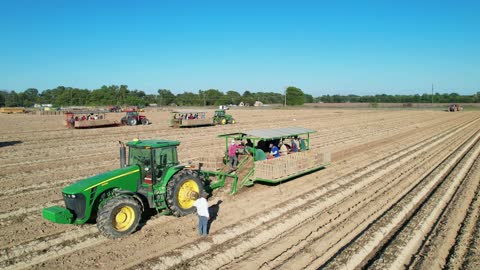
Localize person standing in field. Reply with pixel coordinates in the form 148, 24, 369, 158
192, 191, 210, 237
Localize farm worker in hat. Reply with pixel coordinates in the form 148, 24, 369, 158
228, 140, 240, 171
192, 191, 210, 237
279, 139, 288, 156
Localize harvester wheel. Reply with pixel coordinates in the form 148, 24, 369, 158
96, 195, 141, 238
141, 118, 150, 125
166, 170, 205, 217
128, 118, 137, 126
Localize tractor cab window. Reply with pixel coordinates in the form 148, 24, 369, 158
127, 111, 139, 117
214, 110, 224, 117
154, 147, 178, 179
128, 147, 152, 174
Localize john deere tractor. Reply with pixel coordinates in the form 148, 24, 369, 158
42, 139, 235, 238
213, 109, 235, 125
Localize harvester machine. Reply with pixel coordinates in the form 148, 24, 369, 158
42, 127, 329, 238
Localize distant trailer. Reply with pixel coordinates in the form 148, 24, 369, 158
169, 110, 236, 128
0, 107, 25, 114
65, 111, 119, 128
169, 111, 214, 128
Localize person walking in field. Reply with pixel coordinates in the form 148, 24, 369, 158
192, 191, 210, 237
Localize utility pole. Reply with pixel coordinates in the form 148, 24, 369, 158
284, 87, 287, 107
431, 83, 434, 104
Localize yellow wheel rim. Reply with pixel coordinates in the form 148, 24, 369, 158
178, 180, 200, 209
221, 119, 226, 125
232, 120, 236, 124
113, 205, 135, 232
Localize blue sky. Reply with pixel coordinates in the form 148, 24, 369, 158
1, 0, 478, 96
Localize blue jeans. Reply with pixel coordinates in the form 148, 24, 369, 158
198, 216, 208, 236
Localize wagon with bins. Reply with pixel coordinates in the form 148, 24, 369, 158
210, 127, 330, 192
169, 109, 235, 128
65, 111, 120, 128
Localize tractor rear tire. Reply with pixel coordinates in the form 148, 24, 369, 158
166, 170, 205, 217
96, 195, 142, 238
221, 118, 227, 125
141, 118, 150, 125
129, 118, 137, 126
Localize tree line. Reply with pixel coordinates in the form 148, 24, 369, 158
0, 85, 478, 107
316, 92, 480, 103
0, 85, 308, 107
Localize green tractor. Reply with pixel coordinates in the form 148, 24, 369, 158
42, 139, 236, 238
213, 109, 235, 125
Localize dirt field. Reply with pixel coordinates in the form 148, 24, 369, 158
1, 108, 480, 270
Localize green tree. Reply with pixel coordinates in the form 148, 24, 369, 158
204, 89, 224, 105
304, 94, 314, 103
22, 88, 39, 107
177, 92, 201, 106
226, 90, 241, 105
158, 89, 176, 106
0, 90, 6, 106
5, 91, 21, 106
286, 86, 304, 105
242, 90, 255, 105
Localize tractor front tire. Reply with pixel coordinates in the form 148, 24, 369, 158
96, 195, 142, 238
166, 170, 205, 217
230, 119, 236, 124
128, 118, 137, 126
141, 118, 150, 125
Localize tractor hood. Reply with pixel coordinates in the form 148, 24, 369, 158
63, 166, 140, 194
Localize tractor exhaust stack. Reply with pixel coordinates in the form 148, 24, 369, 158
119, 141, 126, 168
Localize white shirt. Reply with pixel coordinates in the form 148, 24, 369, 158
193, 197, 209, 218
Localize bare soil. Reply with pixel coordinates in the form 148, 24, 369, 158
1, 108, 479, 270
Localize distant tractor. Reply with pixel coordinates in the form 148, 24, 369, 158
213, 109, 235, 125
448, 104, 463, 112
121, 110, 150, 126
169, 109, 235, 127
42, 127, 329, 238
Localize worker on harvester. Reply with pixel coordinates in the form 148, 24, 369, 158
228, 140, 240, 171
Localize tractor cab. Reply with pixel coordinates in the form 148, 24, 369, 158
214, 109, 226, 118
126, 139, 180, 185
126, 111, 139, 117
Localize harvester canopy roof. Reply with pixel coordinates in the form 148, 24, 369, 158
65, 110, 107, 115
171, 110, 207, 114
218, 127, 316, 140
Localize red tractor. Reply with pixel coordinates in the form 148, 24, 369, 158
121, 110, 150, 125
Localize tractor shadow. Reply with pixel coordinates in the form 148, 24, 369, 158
0, 141, 22, 148
208, 200, 223, 233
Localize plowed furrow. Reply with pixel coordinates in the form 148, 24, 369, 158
319, 130, 480, 269
409, 155, 480, 269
